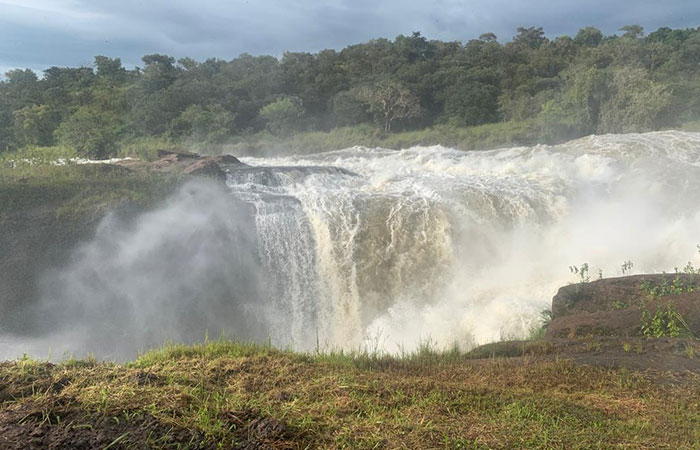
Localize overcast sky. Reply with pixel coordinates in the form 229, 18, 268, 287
1, 0, 699, 76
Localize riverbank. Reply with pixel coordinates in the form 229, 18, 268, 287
1, 337, 698, 449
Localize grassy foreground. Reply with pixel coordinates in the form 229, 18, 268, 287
1, 340, 698, 449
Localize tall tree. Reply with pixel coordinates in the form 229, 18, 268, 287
574, 27, 603, 47
358, 80, 421, 132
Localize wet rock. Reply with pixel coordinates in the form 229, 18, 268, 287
113, 149, 244, 181
182, 158, 226, 181
210, 154, 244, 165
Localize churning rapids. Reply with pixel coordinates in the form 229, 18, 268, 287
4, 130, 700, 360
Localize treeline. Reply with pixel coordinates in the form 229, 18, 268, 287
2, 25, 700, 157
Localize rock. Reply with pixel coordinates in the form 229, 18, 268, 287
112, 149, 242, 181
182, 158, 226, 181
210, 154, 244, 165
547, 274, 700, 338
551, 274, 700, 318
547, 308, 644, 338
156, 148, 201, 160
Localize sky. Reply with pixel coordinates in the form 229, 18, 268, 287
1, 0, 699, 76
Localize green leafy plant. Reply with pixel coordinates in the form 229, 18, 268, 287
640, 303, 682, 338
526, 309, 553, 340
641, 275, 697, 300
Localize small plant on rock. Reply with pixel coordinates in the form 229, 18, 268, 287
621, 260, 634, 275
570, 263, 590, 284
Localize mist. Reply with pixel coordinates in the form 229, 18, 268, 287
3, 131, 700, 361
2, 180, 268, 360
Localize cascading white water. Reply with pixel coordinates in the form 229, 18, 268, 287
4, 130, 700, 360
232, 130, 700, 352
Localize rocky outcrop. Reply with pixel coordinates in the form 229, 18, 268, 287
114, 148, 245, 181
547, 274, 700, 338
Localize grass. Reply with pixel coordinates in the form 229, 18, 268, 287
105, 120, 544, 160
4, 119, 699, 164
680, 120, 700, 132
0, 146, 182, 217
0, 339, 698, 449
221, 120, 544, 157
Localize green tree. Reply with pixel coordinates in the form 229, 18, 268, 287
599, 67, 671, 133
55, 104, 124, 158
574, 27, 603, 47
1, 69, 42, 151
514, 27, 547, 49
442, 82, 499, 126
478, 32, 498, 42
168, 104, 235, 143
140, 54, 178, 93
331, 89, 371, 126
94, 56, 127, 83
358, 80, 422, 132
12, 104, 53, 147
259, 97, 305, 135
620, 25, 644, 39
539, 64, 608, 137
394, 32, 435, 63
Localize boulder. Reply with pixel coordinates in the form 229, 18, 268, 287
182, 158, 226, 181
156, 148, 201, 160
551, 274, 700, 318
112, 149, 244, 181
210, 154, 244, 165
547, 274, 700, 338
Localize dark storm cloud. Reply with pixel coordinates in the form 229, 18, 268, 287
1, 0, 699, 75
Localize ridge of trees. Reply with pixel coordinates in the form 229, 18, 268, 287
2, 25, 700, 157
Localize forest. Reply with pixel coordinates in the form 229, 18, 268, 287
2, 24, 700, 158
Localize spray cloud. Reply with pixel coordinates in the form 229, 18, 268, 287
3, 131, 700, 360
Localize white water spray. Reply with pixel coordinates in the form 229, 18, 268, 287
4, 130, 700, 359
235, 130, 700, 351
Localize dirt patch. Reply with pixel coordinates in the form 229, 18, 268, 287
128, 369, 167, 387
467, 337, 700, 378
0, 362, 66, 404
0, 396, 210, 450
549, 337, 700, 374
226, 409, 296, 450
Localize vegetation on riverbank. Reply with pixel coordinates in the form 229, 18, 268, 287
0, 164, 179, 220
0, 145, 182, 216
215, 120, 546, 157
1, 338, 698, 449
2, 25, 700, 159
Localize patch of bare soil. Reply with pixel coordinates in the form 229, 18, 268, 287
226, 409, 297, 450
468, 337, 700, 382
0, 393, 298, 449
550, 337, 700, 375
0, 395, 208, 450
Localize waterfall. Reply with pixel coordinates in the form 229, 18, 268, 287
4, 130, 700, 359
